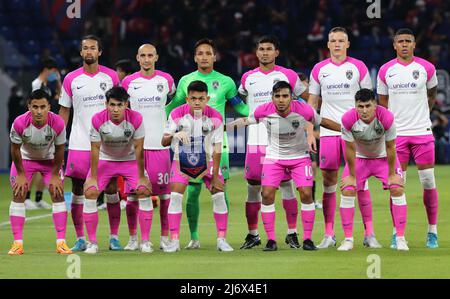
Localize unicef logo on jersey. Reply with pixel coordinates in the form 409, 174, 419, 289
326, 83, 351, 89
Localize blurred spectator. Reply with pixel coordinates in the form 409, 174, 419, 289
31, 57, 61, 114
431, 107, 449, 142
7, 85, 26, 132
115, 59, 135, 82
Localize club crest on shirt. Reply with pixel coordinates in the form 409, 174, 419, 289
212, 81, 220, 90
346, 70, 353, 80
157, 83, 164, 93
100, 82, 107, 91
124, 128, 132, 138
45, 135, 52, 142
412, 70, 420, 80
187, 153, 200, 166
292, 120, 300, 129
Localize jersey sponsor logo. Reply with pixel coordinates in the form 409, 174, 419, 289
412, 70, 420, 80
346, 70, 353, 80
326, 83, 351, 89
137, 96, 161, 103
82, 94, 105, 102
212, 81, 220, 90
392, 82, 417, 89
100, 82, 107, 91
157, 83, 164, 93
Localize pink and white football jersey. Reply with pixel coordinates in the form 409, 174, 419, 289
122, 70, 176, 150
309, 57, 372, 137
377, 56, 438, 136
341, 105, 396, 159
164, 104, 223, 161
248, 101, 321, 160
90, 109, 145, 161
238, 65, 307, 146
10, 111, 66, 160
60, 65, 120, 150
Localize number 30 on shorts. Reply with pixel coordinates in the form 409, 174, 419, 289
157, 172, 170, 185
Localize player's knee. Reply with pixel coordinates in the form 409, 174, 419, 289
322, 170, 338, 186
342, 189, 356, 197
299, 188, 313, 202
261, 188, 276, 203
390, 187, 404, 197
247, 184, 262, 202
105, 192, 120, 204
280, 180, 295, 199
168, 192, 183, 214
212, 192, 228, 214
85, 188, 99, 199
418, 168, 436, 189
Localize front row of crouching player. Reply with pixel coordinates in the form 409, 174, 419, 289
7, 82, 409, 254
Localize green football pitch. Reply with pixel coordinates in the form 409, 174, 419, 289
0, 165, 449, 279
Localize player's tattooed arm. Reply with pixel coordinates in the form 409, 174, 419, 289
378, 94, 389, 109
58, 106, 70, 126
341, 141, 356, 190
85, 141, 101, 190
319, 117, 341, 132
427, 86, 437, 111
11, 143, 27, 198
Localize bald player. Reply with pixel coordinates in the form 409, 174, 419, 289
122, 44, 176, 251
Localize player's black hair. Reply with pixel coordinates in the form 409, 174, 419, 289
194, 38, 217, 53
257, 35, 280, 50
105, 86, 129, 102
28, 89, 51, 104
115, 59, 134, 75
80, 34, 103, 51
329, 27, 348, 35
272, 81, 292, 94
38, 57, 57, 73
187, 80, 208, 94
355, 88, 376, 102
395, 28, 414, 38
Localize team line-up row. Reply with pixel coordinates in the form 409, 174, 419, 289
6, 27, 439, 255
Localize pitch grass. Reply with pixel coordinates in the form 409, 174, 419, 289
0, 165, 449, 279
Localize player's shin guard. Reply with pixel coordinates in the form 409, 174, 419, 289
261, 204, 276, 241
71, 194, 85, 238
106, 193, 121, 237
138, 197, 153, 242
126, 195, 139, 236
391, 195, 407, 237
322, 185, 337, 237
301, 203, 315, 240
159, 194, 170, 237
419, 169, 438, 230
52, 202, 68, 241
186, 183, 201, 240
281, 180, 298, 234
212, 192, 228, 238
357, 187, 374, 237
246, 184, 262, 234
339, 196, 355, 239
83, 199, 98, 243
10, 202, 25, 242
168, 192, 183, 240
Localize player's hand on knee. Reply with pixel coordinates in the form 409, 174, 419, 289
174, 131, 190, 145
388, 174, 404, 188
211, 177, 224, 194
137, 177, 152, 197
49, 175, 64, 199
13, 174, 28, 199
340, 175, 356, 191
84, 178, 99, 196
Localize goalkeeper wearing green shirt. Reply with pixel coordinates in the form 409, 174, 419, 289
165, 38, 249, 249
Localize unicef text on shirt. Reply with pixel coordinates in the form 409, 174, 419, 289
82, 94, 105, 101
326, 83, 351, 89
392, 82, 418, 89
138, 96, 161, 103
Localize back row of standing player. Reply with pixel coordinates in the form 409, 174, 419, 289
7, 26, 439, 254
